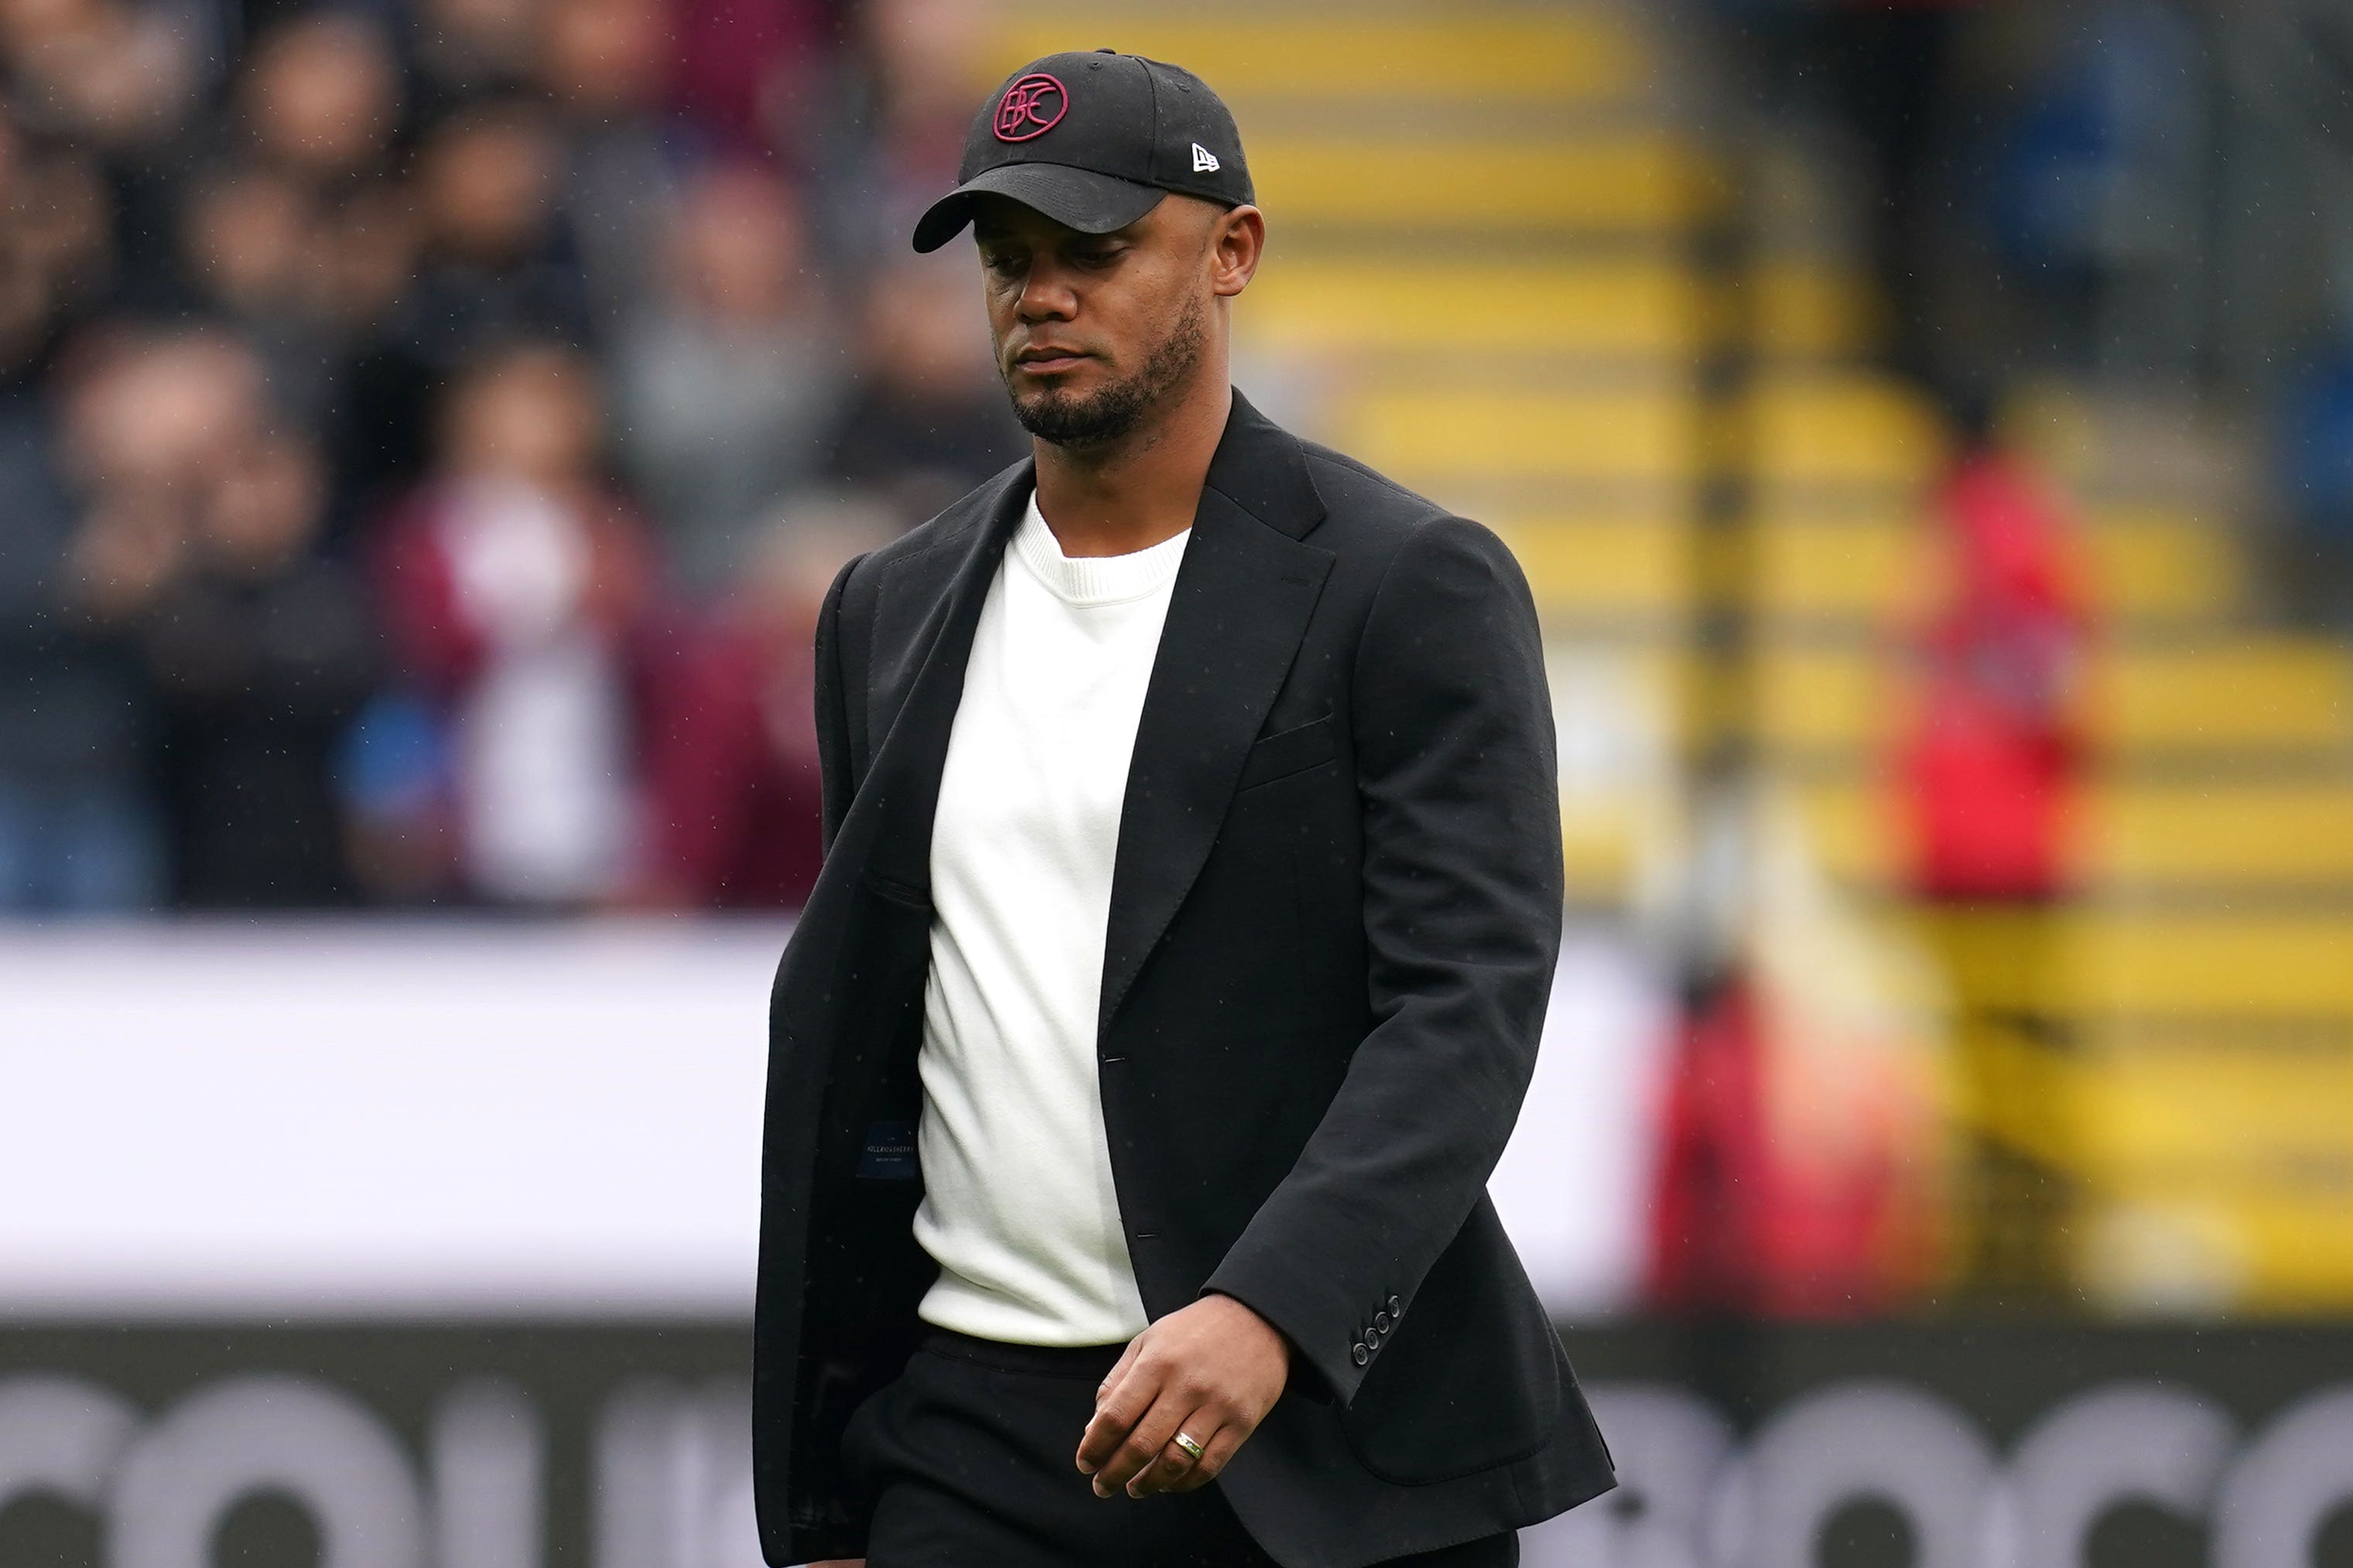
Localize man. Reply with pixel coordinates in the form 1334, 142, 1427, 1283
752, 50, 1616, 1568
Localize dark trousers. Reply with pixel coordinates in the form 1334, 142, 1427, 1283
842, 1328, 1521, 1568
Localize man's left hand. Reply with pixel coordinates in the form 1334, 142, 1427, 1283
1076, 1291, 1291, 1498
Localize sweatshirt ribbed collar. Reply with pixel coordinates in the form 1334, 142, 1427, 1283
1011, 489, 1191, 606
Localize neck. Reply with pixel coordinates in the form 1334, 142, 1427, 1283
1029, 358, 1231, 559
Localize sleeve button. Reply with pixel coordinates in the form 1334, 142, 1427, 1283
1388, 1294, 1403, 1317
1373, 1310, 1391, 1333
1351, 1341, 1370, 1367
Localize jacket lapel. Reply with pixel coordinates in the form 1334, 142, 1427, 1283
851, 461, 1032, 895
1099, 391, 1333, 1032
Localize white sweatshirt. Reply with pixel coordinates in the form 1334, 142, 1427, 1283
909, 488, 1190, 1345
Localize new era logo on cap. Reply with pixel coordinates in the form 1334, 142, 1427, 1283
1192, 142, 1219, 173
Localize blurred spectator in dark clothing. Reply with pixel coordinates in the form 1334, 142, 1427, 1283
364, 339, 660, 908
402, 97, 593, 358
313, 173, 429, 530
112, 425, 378, 907
39, 325, 301, 910
335, 97, 593, 528
176, 162, 340, 422
1714, 0, 1987, 415
178, 14, 413, 512
542, 0, 689, 335
614, 162, 844, 596
822, 254, 1023, 528
1813, 1, 1979, 401
2, 0, 204, 306
0, 344, 161, 912
622, 499, 894, 911
812, 0, 988, 265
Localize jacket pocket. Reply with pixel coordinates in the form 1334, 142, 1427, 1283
1236, 714, 1338, 792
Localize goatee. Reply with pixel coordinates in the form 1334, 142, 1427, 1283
1004, 291, 1208, 449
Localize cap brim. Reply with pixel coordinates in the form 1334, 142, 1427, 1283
911, 162, 1168, 253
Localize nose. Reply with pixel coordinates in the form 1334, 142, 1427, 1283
1015, 259, 1078, 324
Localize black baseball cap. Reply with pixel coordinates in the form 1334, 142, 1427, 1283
911, 49, 1254, 254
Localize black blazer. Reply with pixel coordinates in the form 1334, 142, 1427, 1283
751, 389, 1616, 1568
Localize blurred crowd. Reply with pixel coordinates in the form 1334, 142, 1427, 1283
1727, 0, 2353, 620
0, 0, 1031, 914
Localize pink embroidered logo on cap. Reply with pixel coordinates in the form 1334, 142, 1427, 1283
994, 73, 1068, 142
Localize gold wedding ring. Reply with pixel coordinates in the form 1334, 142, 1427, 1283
1172, 1430, 1207, 1463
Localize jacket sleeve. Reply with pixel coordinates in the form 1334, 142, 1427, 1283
812, 550, 867, 860
1201, 515, 1564, 1406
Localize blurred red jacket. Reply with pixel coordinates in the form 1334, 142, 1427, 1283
1898, 451, 2092, 901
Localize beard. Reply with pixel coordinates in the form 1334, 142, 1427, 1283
1001, 289, 1209, 449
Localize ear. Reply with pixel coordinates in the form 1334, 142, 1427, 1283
1209, 204, 1264, 299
